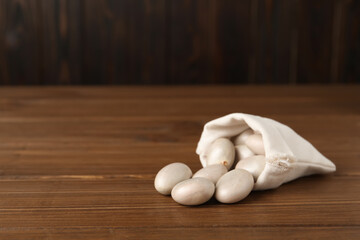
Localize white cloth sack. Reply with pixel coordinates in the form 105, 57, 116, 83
196, 113, 336, 190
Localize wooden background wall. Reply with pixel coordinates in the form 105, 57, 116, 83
0, 0, 359, 85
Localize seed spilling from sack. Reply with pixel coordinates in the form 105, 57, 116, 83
245, 134, 265, 155
154, 162, 192, 195
206, 138, 235, 169
215, 169, 254, 203
193, 164, 228, 184
154, 130, 269, 205
236, 155, 266, 181
171, 178, 215, 205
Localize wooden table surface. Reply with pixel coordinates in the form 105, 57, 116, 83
0, 86, 359, 239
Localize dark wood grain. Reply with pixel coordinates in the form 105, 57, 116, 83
255, 0, 275, 84
83, 0, 166, 84
169, 0, 210, 84
0, 0, 9, 84
297, 0, 335, 84
273, 0, 299, 84
343, 0, 360, 83
0, 0, 359, 84
0, 0, 41, 84
215, 0, 252, 83
0, 86, 359, 239
82, 0, 129, 84
40, 0, 82, 84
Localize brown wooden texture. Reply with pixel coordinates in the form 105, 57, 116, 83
0, 0, 359, 85
297, 0, 335, 84
343, 0, 360, 83
0, 0, 41, 84
169, 0, 210, 84
0, 85, 359, 239
83, 0, 166, 84
40, 0, 82, 85
214, 0, 252, 84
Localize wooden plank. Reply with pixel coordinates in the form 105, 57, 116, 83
273, 0, 299, 84
249, 0, 300, 84
0, 229, 113, 240
83, 0, 166, 84
0, 1, 359, 85
130, 0, 166, 84
0, 203, 358, 228
82, 0, 128, 84
0, 226, 358, 240
330, 0, 346, 83
169, 0, 211, 84
0, 85, 359, 99
0, 93, 358, 119
297, 0, 335, 83
0, 176, 358, 209
0, 144, 357, 176
255, 0, 276, 83
1, 145, 359, 176
0, 86, 359, 238
0, 140, 356, 176
40, 0, 82, 84
0, 0, 41, 85
343, 0, 360, 83
214, 0, 252, 83
0, 116, 357, 142
0, 0, 9, 84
